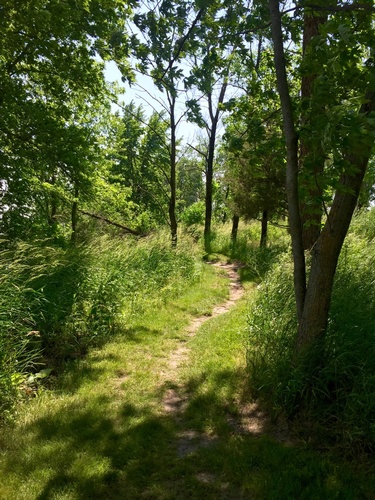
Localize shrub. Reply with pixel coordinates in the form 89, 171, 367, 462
180, 201, 205, 226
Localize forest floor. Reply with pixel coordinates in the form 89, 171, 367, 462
0, 260, 373, 499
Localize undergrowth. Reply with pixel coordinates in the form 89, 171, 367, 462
0, 231, 200, 417
247, 209, 375, 451
204, 221, 288, 282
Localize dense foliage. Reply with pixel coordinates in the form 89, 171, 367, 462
0, 0, 374, 459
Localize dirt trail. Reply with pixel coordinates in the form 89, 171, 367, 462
160, 261, 269, 455
160, 262, 292, 453
161, 261, 244, 408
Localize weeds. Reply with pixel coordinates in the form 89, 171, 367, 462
0, 231, 201, 417
246, 209, 375, 451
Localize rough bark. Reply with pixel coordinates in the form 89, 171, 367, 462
269, 0, 306, 321
300, 6, 327, 250
260, 210, 268, 248
296, 91, 375, 351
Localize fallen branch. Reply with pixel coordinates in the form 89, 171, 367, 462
79, 210, 141, 236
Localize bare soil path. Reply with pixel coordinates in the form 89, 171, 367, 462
160, 261, 292, 458
159, 261, 273, 457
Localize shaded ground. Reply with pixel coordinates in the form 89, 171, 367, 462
0, 262, 372, 499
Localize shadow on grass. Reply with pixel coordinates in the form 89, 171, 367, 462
2, 368, 371, 499
121, 324, 165, 344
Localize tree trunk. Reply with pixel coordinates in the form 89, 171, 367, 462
71, 186, 79, 243
47, 174, 58, 227
296, 91, 375, 351
79, 210, 141, 235
260, 210, 268, 248
269, 0, 306, 321
169, 97, 178, 247
231, 214, 240, 242
204, 82, 228, 251
204, 159, 213, 251
222, 187, 230, 223
271, 0, 375, 349
300, 6, 327, 250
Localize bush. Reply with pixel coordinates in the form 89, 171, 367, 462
246, 210, 375, 450
180, 201, 205, 226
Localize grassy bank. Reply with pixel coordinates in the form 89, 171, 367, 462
0, 231, 202, 417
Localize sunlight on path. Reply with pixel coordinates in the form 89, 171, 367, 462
158, 262, 270, 458
161, 262, 244, 409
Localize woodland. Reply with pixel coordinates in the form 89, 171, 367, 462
0, 0, 375, 497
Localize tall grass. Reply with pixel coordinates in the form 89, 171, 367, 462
0, 231, 201, 418
206, 221, 288, 282
246, 209, 375, 450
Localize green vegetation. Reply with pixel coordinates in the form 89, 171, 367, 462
247, 209, 375, 451
0, 233, 201, 417
0, 233, 373, 498
1, 0, 375, 497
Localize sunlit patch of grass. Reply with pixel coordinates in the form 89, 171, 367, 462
0, 261, 229, 499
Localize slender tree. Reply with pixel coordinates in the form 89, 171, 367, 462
129, 0, 205, 246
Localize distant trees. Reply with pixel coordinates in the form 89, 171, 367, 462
223, 48, 286, 247
110, 102, 171, 230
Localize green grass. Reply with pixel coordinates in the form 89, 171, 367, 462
0, 256, 373, 499
0, 230, 202, 415
246, 210, 375, 452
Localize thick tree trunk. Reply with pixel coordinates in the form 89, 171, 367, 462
269, 0, 306, 321
260, 210, 268, 248
296, 91, 375, 351
270, 0, 375, 354
231, 214, 240, 242
300, 6, 327, 250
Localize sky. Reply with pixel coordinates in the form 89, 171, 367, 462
104, 61, 200, 144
